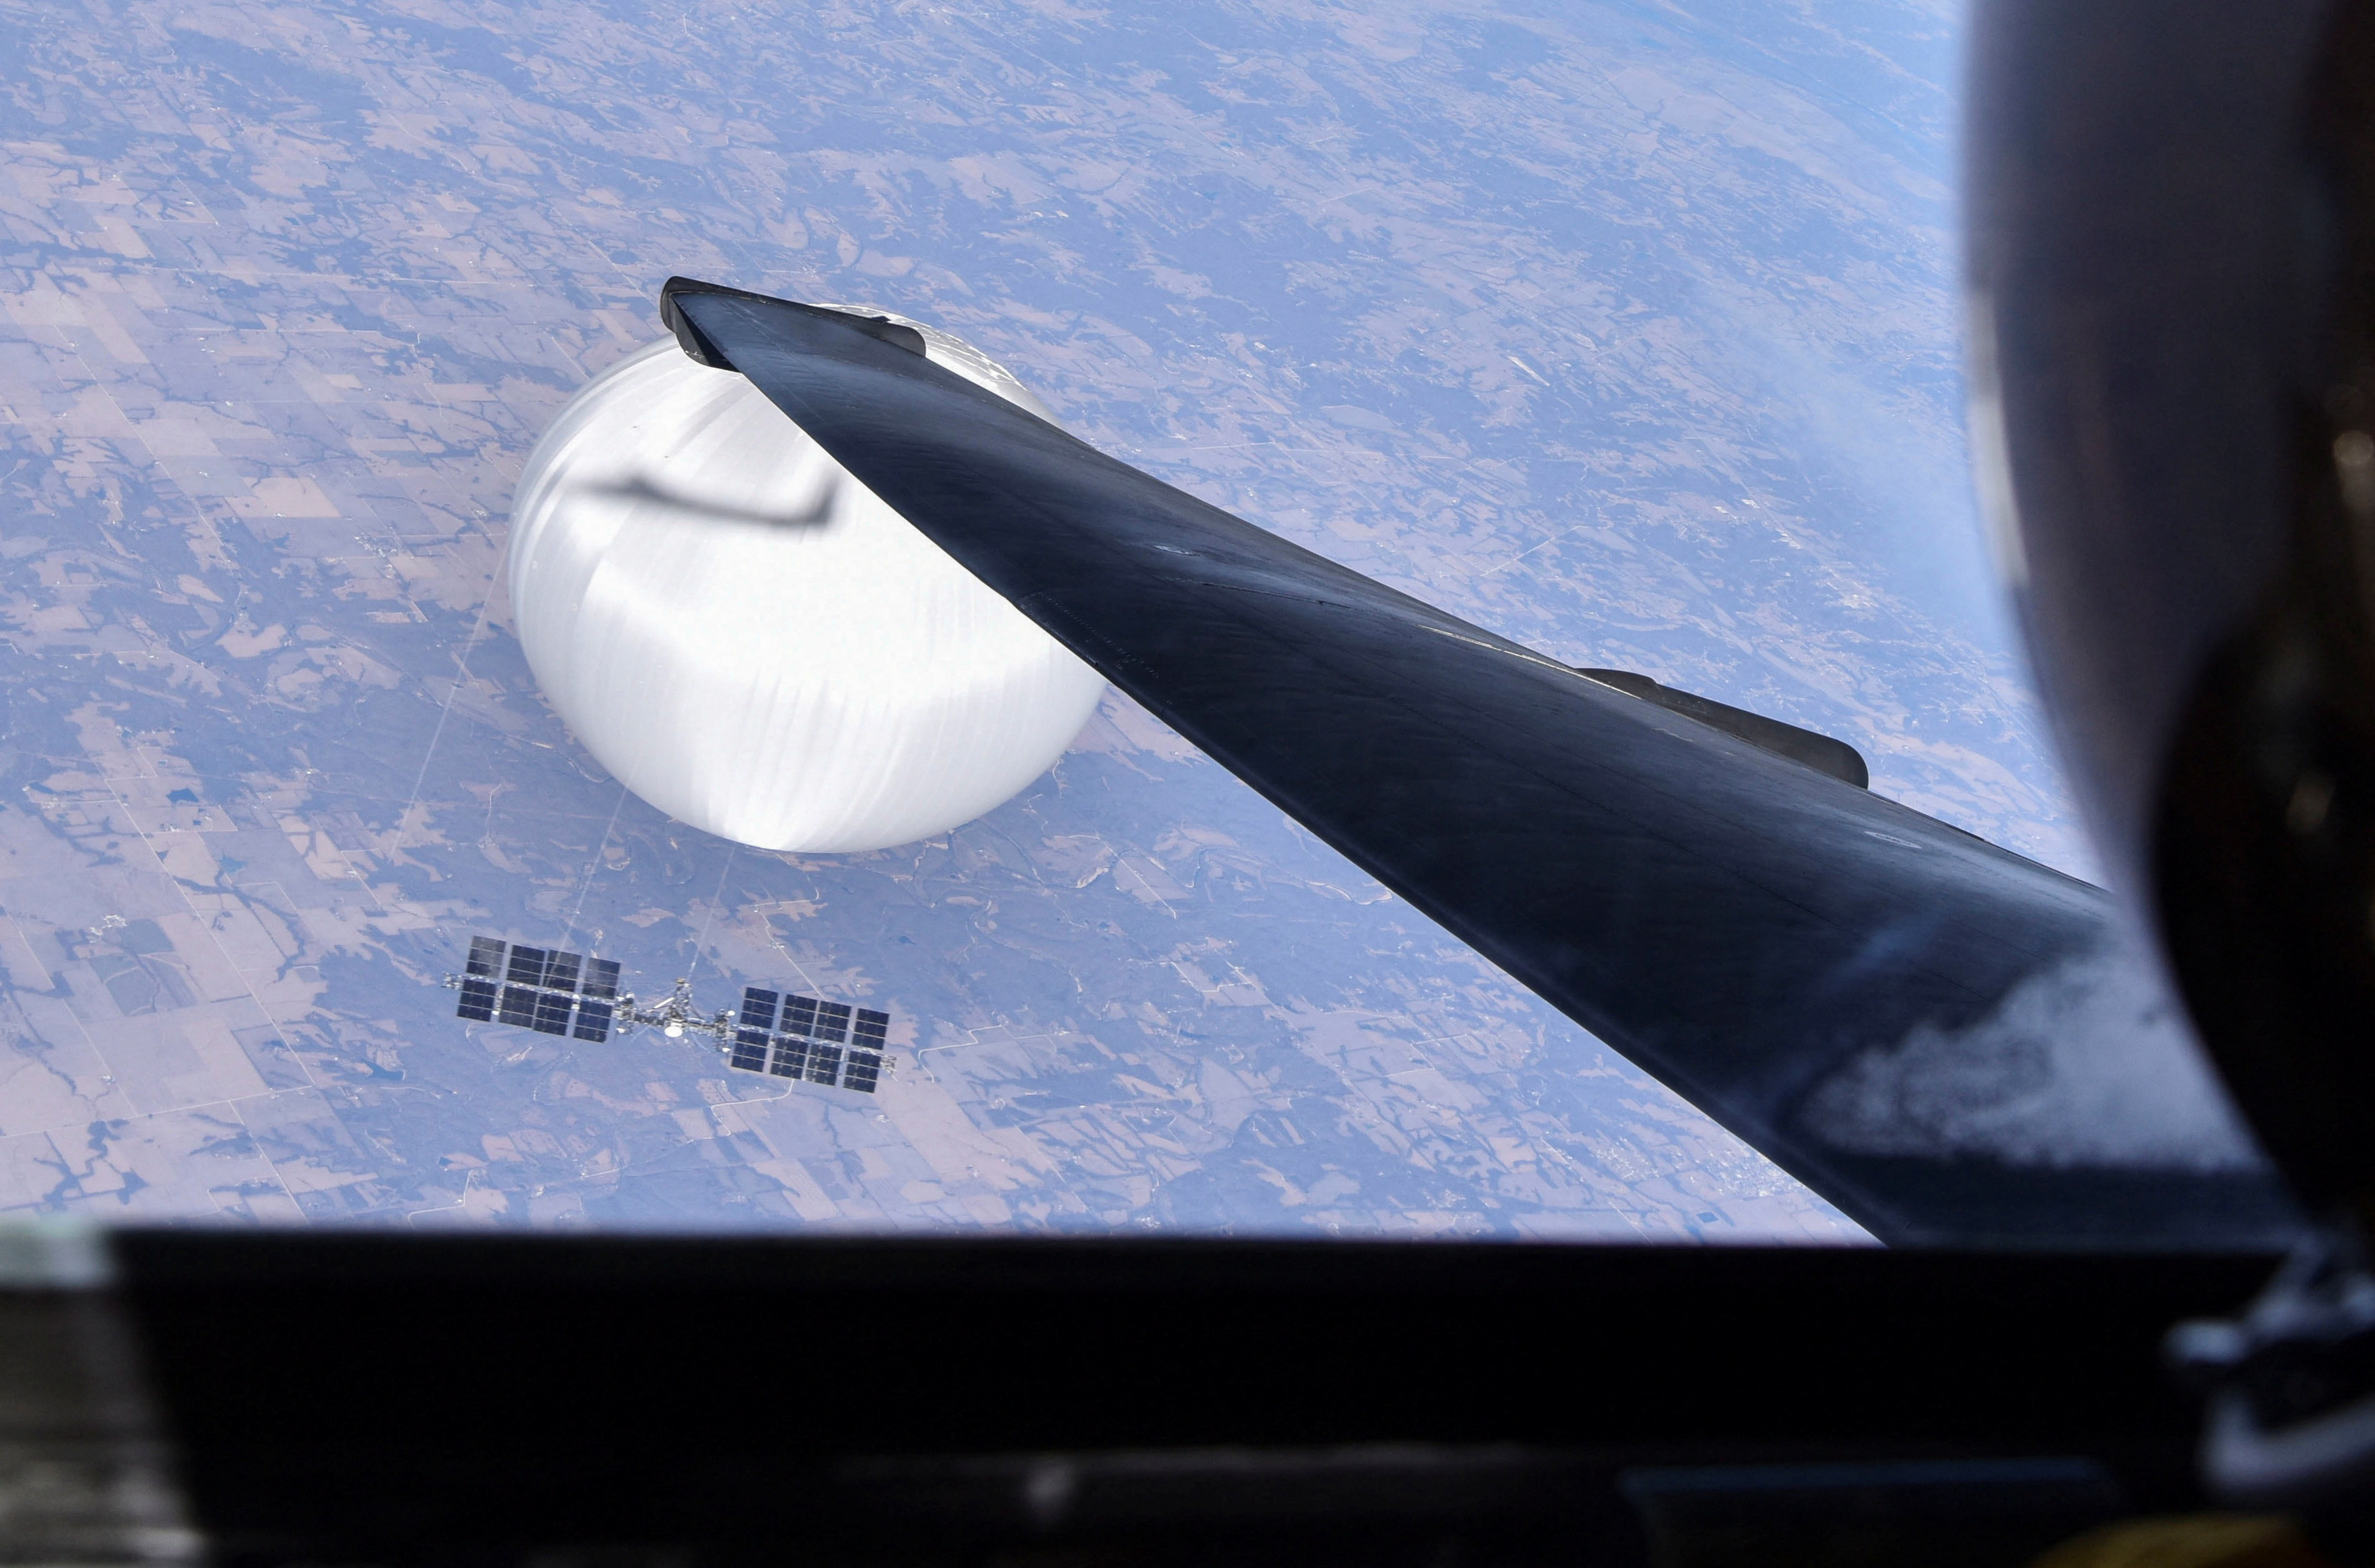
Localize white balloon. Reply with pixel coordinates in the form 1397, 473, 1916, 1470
507, 317, 1106, 853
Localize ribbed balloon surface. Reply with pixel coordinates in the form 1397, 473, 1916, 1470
507, 324, 1106, 853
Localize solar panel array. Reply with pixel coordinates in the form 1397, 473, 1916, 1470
733, 987, 890, 1093
454, 937, 620, 1042
450, 938, 889, 1090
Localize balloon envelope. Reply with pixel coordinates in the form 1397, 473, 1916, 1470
507, 326, 1106, 853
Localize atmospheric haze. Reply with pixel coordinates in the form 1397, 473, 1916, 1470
0, 0, 2090, 1238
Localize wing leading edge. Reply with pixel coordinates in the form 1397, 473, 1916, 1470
662, 277, 2302, 1249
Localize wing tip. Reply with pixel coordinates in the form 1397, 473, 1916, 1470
658, 275, 743, 371
658, 276, 930, 370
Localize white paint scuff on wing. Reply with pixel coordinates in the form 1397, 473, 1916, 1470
1800, 945, 2262, 1170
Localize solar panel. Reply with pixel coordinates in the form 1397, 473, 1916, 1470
769, 1035, 808, 1078
780, 995, 818, 1038
807, 1041, 844, 1086
739, 988, 779, 1032
459, 938, 507, 1020
455, 936, 628, 1046
455, 977, 497, 1022
843, 1051, 882, 1093
730, 1030, 769, 1072
498, 984, 538, 1028
814, 1001, 851, 1043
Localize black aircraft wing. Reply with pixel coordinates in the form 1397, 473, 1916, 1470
661, 277, 2304, 1249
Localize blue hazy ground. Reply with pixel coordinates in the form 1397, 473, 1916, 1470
0, 0, 2077, 1236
